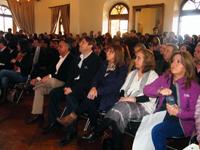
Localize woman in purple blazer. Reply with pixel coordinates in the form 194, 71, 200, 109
144, 51, 200, 150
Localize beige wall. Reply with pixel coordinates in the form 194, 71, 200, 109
131, 0, 176, 32
136, 8, 158, 34
34, 0, 80, 34
33, 0, 182, 34
76, 0, 181, 34
0, 0, 8, 6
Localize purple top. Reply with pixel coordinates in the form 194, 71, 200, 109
144, 74, 200, 137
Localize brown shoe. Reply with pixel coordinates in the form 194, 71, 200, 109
57, 112, 77, 127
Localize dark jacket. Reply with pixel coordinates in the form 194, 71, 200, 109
91, 62, 128, 111
32, 47, 59, 78
15, 53, 32, 76
71, 52, 101, 98
52, 52, 79, 87
0, 47, 11, 70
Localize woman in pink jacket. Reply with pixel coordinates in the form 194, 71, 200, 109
144, 51, 200, 150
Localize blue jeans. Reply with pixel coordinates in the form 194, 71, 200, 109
151, 120, 184, 150
0, 69, 27, 89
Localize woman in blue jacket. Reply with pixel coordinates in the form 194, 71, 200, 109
81, 47, 158, 150
57, 44, 128, 129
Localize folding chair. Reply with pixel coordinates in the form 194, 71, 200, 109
166, 132, 197, 150
15, 47, 41, 104
83, 111, 107, 132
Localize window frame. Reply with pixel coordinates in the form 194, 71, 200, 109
0, 5, 13, 32
178, 0, 200, 35
108, 3, 129, 35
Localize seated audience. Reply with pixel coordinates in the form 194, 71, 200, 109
83, 48, 158, 150
26, 40, 79, 124
44, 36, 101, 146
156, 43, 178, 75
144, 51, 200, 150
0, 39, 11, 70
0, 39, 32, 102
179, 43, 193, 54
31, 38, 60, 78
194, 43, 200, 82
56, 44, 128, 131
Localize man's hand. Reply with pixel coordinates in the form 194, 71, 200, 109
64, 87, 72, 95
11, 59, 16, 64
41, 75, 50, 84
87, 87, 98, 100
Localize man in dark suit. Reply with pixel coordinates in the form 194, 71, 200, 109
31, 38, 60, 78
0, 39, 11, 70
44, 36, 101, 146
26, 40, 79, 124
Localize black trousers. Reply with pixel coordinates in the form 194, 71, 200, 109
95, 118, 124, 150
48, 87, 80, 124
76, 96, 100, 128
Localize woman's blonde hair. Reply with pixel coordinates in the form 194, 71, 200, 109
135, 48, 156, 73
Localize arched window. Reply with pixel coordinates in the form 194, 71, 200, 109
0, 5, 13, 32
109, 3, 129, 37
179, 0, 200, 36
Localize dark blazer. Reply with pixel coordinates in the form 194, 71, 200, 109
0, 47, 11, 70
91, 62, 128, 111
52, 52, 79, 87
32, 47, 59, 78
71, 52, 101, 97
15, 53, 33, 76
46, 47, 59, 75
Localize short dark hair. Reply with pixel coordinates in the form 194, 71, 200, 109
18, 39, 30, 53
82, 36, 95, 46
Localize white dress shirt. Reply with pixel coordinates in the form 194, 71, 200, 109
55, 52, 69, 75
74, 51, 93, 80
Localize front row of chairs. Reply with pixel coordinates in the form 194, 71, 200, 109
81, 110, 198, 150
